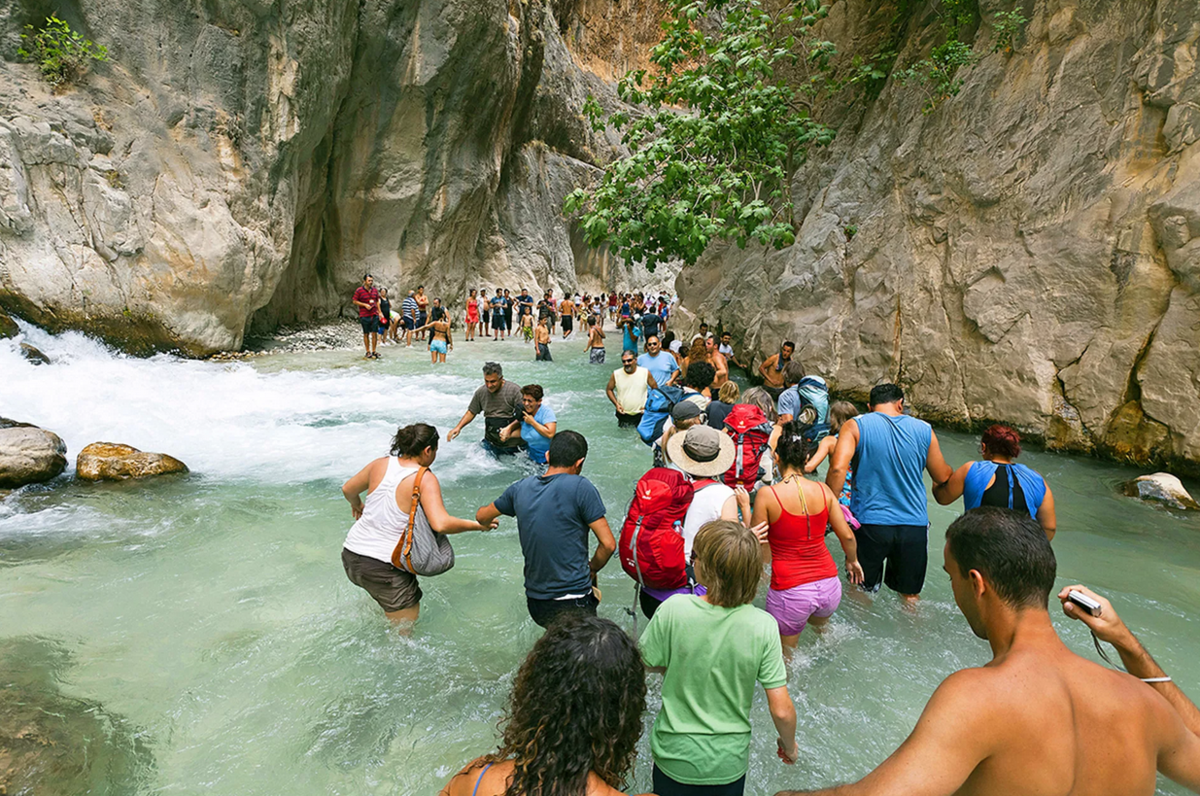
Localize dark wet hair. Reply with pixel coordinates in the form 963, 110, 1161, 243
783, 360, 806, 385
981, 424, 1021, 459
390, 423, 439, 457
486, 615, 645, 796
946, 508, 1056, 609
683, 361, 715, 392
548, 430, 587, 467
869, 383, 904, 407
362, 273, 373, 281
483, 362, 503, 377
521, 384, 544, 401
662, 330, 676, 347
774, 420, 811, 470
782, 340, 795, 349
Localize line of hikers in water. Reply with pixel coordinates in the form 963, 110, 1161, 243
339, 359, 1195, 796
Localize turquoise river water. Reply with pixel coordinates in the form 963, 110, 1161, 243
2, 322, 1199, 795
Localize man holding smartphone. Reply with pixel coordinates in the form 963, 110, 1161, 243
776, 507, 1200, 796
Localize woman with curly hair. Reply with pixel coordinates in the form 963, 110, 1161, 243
932, 423, 1056, 539
440, 615, 650, 796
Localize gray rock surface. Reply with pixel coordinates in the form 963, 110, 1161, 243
0, 0, 672, 355
676, 0, 1200, 473
0, 417, 67, 487
1122, 472, 1200, 511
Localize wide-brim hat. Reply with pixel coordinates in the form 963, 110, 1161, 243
667, 425, 735, 477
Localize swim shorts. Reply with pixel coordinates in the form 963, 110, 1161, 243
853, 523, 929, 596
616, 411, 643, 428
766, 575, 842, 636
430, 339, 448, 354
359, 316, 379, 334
562, 317, 573, 333
589, 347, 606, 364
342, 548, 422, 611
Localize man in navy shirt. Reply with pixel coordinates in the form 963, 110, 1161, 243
476, 431, 616, 627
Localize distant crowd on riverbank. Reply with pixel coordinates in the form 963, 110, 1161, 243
338, 340, 1200, 796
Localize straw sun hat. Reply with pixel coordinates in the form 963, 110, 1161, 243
667, 425, 735, 478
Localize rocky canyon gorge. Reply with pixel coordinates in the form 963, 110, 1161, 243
1, 0, 1198, 471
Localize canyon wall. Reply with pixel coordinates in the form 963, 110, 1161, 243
677, 0, 1200, 471
0, 0, 670, 353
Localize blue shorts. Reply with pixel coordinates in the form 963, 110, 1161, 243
430, 339, 447, 354
359, 316, 379, 334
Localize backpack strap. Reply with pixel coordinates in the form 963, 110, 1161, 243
391, 467, 428, 572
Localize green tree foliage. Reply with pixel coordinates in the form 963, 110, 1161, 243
992, 8, 1028, 53
19, 15, 109, 88
563, 0, 838, 271
896, 40, 977, 114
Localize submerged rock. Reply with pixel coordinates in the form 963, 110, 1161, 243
0, 309, 17, 339
0, 418, 68, 488
0, 636, 154, 795
20, 342, 50, 364
1122, 473, 1199, 511
76, 442, 188, 481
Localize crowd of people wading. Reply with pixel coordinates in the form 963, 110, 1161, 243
340, 277, 1200, 796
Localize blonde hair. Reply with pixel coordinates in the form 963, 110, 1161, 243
739, 387, 778, 423
829, 400, 859, 430
692, 520, 762, 607
718, 381, 740, 403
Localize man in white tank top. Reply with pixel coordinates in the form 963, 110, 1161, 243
607, 350, 658, 428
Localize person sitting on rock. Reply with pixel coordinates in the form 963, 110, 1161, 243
933, 424, 1056, 539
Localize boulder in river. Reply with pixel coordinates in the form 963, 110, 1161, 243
0, 309, 17, 339
1122, 473, 1199, 511
76, 442, 188, 481
20, 342, 50, 364
0, 418, 68, 488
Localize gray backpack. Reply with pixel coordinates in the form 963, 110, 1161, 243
390, 468, 455, 576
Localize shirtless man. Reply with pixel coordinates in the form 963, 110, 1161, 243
587, 315, 607, 364
759, 341, 795, 400
534, 316, 552, 361
559, 295, 576, 339
776, 507, 1200, 796
706, 334, 730, 388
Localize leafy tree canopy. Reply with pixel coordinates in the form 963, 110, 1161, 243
564, 0, 838, 271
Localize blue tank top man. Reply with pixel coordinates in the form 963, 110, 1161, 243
828, 383, 953, 602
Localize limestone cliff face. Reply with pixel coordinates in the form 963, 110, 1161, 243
677, 0, 1200, 471
0, 0, 670, 353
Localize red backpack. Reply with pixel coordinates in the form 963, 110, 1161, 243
619, 468, 694, 590
722, 404, 772, 488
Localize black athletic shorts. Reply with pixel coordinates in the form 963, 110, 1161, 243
561, 317, 573, 332
616, 411, 643, 428
652, 765, 746, 796
526, 592, 598, 628
359, 316, 379, 334
853, 523, 929, 596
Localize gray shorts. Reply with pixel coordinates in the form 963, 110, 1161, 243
589, 347, 606, 364
342, 548, 422, 612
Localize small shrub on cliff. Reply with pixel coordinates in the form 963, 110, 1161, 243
564, 0, 838, 271
992, 8, 1028, 53
897, 40, 977, 114
19, 15, 109, 88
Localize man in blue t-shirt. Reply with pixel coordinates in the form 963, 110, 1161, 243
638, 334, 679, 386
826, 383, 953, 603
498, 384, 557, 465
476, 432, 616, 627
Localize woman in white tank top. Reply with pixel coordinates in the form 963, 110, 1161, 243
341, 423, 497, 627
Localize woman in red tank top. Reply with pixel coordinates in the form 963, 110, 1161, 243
752, 421, 863, 653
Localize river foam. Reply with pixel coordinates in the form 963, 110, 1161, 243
0, 321, 482, 485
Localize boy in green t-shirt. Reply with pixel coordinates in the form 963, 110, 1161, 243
640, 520, 798, 795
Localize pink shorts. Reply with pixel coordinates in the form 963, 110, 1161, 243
765, 575, 842, 637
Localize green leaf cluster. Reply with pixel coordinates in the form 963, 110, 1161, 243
564, 0, 838, 271
992, 8, 1028, 53
896, 39, 978, 114
18, 15, 109, 88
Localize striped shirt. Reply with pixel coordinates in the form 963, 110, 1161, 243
401, 296, 418, 319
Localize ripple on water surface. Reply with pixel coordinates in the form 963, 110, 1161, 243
2, 324, 1199, 795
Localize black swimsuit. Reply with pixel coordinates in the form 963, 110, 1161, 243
979, 463, 1027, 513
